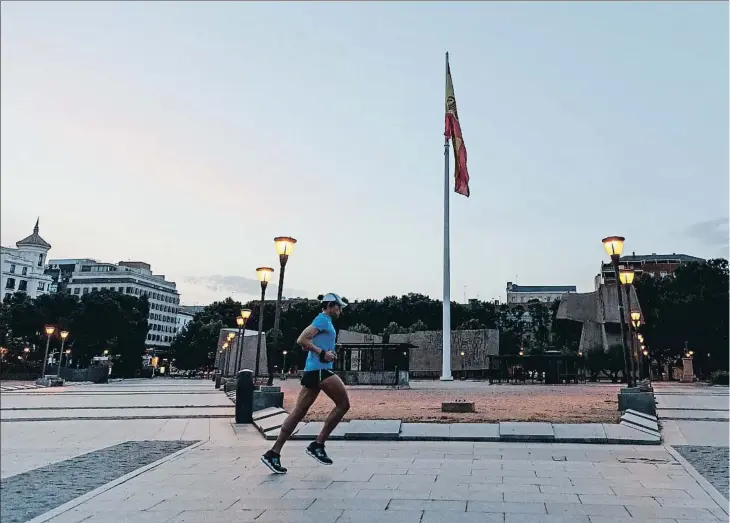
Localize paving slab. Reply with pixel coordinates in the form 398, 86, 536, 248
552, 423, 608, 443
657, 409, 729, 421
344, 420, 402, 440
252, 407, 285, 421
603, 423, 661, 444
292, 421, 350, 440
254, 412, 289, 433
448, 423, 500, 441
499, 422, 555, 442
621, 412, 660, 432
620, 420, 661, 439
399, 423, 450, 441
625, 409, 658, 421
264, 422, 304, 440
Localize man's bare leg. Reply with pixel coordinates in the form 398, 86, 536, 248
270, 386, 319, 454
316, 374, 350, 444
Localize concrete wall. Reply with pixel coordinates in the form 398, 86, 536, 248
215, 329, 267, 376
557, 284, 642, 353
390, 329, 499, 372
339, 370, 408, 387
337, 330, 383, 343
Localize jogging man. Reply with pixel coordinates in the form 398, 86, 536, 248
261, 293, 350, 474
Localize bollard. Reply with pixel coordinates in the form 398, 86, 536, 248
214, 370, 221, 389
236, 369, 255, 424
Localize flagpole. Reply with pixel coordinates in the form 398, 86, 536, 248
441, 51, 453, 381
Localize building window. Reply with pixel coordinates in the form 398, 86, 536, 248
37, 282, 45, 291
4, 293, 11, 301
37, 253, 44, 267
22, 267, 28, 276
9, 264, 15, 274
18, 280, 28, 291
5, 278, 15, 290
74, 288, 80, 295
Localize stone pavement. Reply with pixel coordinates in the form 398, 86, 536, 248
1, 379, 727, 523
655, 384, 729, 501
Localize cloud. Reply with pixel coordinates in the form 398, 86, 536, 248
685, 217, 729, 248
183, 274, 309, 300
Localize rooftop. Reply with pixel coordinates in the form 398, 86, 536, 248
507, 284, 577, 293
16, 219, 51, 250
609, 253, 705, 264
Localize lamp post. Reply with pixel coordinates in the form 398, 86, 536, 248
630, 310, 641, 382
619, 269, 638, 385
269, 237, 297, 386
41, 325, 55, 378
65, 349, 71, 368
282, 350, 288, 375
225, 332, 235, 377
602, 236, 634, 388
234, 309, 252, 374
255, 267, 274, 380
57, 330, 69, 377
23, 347, 30, 361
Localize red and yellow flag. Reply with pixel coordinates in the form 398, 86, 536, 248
444, 59, 470, 197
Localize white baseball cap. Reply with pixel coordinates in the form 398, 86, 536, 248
321, 293, 347, 308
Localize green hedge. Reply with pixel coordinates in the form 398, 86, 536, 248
710, 370, 729, 386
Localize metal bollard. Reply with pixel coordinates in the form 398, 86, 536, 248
236, 369, 255, 424
214, 370, 221, 389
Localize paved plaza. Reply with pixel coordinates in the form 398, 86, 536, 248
1, 379, 728, 523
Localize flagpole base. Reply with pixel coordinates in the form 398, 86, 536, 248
440, 375, 454, 381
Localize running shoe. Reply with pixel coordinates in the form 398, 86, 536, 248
306, 442, 333, 465
261, 450, 287, 474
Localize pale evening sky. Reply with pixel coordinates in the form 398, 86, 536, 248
1, 2, 728, 306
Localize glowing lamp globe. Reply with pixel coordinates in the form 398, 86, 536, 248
60, 330, 69, 340
236, 316, 244, 327
45, 325, 55, 336
602, 236, 625, 258
619, 270, 635, 285
241, 309, 252, 320
274, 237, 297, 257
256, 267, 275, 283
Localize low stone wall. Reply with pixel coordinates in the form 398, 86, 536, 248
339, 370, 409, 387
57, 366, 109, 383
390, 329, 499, 373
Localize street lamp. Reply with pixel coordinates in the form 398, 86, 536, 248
282, 350, 288, 374
57, 330, 69, 377
23, 347, 30, 361
234, 309, 252, 375
65, 349, 71, 368
619, 269, 639, 385
602, 236, 633, 388
224, 334, 235, 377
41, 325, 55, 378
255, 266, 275, 380
269, 236, 297, 386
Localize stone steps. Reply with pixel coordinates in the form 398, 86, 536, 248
246, 407, 660, 444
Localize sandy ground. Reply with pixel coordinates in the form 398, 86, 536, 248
280, 379, 621, 423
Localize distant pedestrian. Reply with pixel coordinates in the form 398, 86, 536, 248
261, 293, 349, 474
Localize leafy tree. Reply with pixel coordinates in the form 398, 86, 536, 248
348, 323, 372, 334
409, 319, 428, 332
456, 318, 484, 330
634, 259, 728, 375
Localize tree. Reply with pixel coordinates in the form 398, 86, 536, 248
634, 259, 729, 375
348, 323, 372, 334
526, 301, 551, 352
409, 319, 428, 332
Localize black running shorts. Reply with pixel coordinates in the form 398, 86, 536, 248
301, 369, 335, 389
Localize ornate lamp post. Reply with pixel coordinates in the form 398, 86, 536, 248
619, 269, 638, 385
57, 330, 69, 377
41, 325, 55, 378
65, 349, 71, 368
255, 267, 275, 380
234, 309, 252, 374
269, 237, 297, 386
224, 332, 235, 377
602, 236, 634, 388
282, 350, 288, 375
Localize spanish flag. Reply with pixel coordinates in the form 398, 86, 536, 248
444, 56, 470, 197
